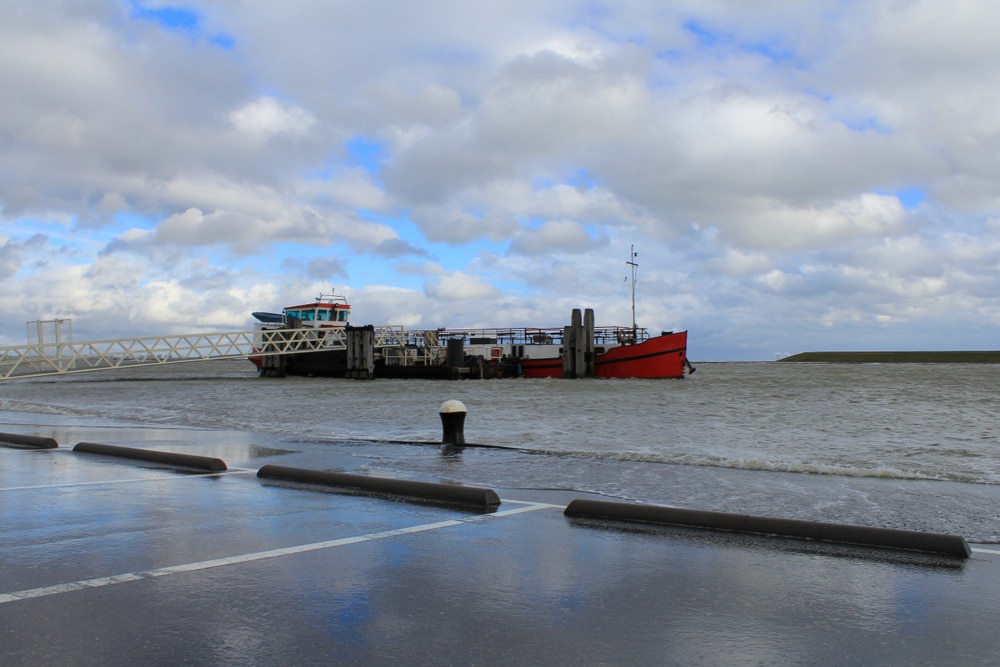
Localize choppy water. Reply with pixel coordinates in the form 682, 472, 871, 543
3, 360, 999, 541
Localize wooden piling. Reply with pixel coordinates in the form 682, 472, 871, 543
584, 308, 595, 377
562, 323, 575, 378
259, 352, 286, 377
345, 325, 375, 379
562, 308, 592, 378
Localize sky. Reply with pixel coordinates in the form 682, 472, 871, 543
3, 0, 1000, 361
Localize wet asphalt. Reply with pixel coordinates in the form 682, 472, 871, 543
2, 438, 999, 666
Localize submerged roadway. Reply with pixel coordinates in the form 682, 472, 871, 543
2, 431, 999, 665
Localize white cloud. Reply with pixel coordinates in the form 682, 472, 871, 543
3, 1, 1000, 357
424, 272, 502, 301
707, 248, 772, 276
229, 96, 315, 139
723, 193, 907, 250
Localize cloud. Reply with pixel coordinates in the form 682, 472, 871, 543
0, 237, 23, 279
509, 219, 602, 256
101, 203, 409, 257
229, 96, 315, 140
706, 248, 773, 276
381, 48, 649, 205
301, 256, 349, 281
410, 206, 519, 245
424, 272, 502, 301
369, 238, 427, 258
3, 1, 1000, 357
721, 193, 908, 250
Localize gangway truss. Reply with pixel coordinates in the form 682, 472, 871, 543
0, 328, 348, 380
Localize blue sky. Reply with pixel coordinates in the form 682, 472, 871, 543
2, 1, 1000, 359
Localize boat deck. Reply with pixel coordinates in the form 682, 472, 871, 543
3, 431, 999, 665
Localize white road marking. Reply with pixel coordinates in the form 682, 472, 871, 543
496, 498, 564, 509
0, 502, 556, 605
0, 468, 256, 492
972, 547, 1000, 555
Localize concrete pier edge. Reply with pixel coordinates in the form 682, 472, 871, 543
72, 442, 228, 471
0, 431, 59, 449
257, 464, 501, 508
564, 498, 972, 558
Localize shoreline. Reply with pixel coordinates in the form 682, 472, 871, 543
779, 350, 1000, 363
4, 408, 1000, 544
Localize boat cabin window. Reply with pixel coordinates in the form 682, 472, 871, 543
285, 305, 348, 323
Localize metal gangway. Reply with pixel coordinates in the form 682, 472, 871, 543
0, 327, 350, 381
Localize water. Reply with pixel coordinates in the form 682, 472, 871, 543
2, 360, 998, 541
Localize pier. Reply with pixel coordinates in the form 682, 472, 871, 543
0, 327, 346, 381
2, 311, 679, 381
0, 324, 554, 381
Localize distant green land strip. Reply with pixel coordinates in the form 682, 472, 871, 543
778, 351, 1000, 363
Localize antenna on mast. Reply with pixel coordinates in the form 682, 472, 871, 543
626, 244, 639, 341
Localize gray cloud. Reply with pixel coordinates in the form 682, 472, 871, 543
302, 257, 349, 281
2, 1, 1000, 357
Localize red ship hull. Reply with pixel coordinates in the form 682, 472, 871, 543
520, 331, 688, 379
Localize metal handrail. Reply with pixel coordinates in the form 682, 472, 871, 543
0, 328, 348, 380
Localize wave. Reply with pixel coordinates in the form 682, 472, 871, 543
0, 399, 79, 416
278, 433, 1000, 487
258, 428, 1000, 487
521, 446, 1000, 486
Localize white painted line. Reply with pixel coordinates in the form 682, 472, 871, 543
0, 501, 556, 605
0, 469, 256, 492
972, 547, 1000, 555
496, 498, 565, 510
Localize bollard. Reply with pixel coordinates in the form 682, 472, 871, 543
0, 432, 58, 449
439, 399, 467, 445
73, 442, 228, 471
564, 499, 972, 558
258, 465, 500, 508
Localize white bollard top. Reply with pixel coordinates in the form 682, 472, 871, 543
439, 399, 467, 414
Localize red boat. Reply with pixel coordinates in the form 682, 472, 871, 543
517, 245, 690, 378
518, 329, 689, 379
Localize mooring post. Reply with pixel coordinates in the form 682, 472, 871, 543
572, 308, 585, 377
260, 351, 286, 377
345, 325, 375, 379
584, 308, 595, 377
446, 338, 465, 374
562, 324, 575, 378
563, 308, 585, 378
439, 399, 467, 445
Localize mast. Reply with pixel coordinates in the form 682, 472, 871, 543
626, 244, 638, 342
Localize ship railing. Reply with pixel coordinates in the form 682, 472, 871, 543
255, 323, 435, 356
253, 326, 348, 356
377, 344, 448, 367
371, 325, 411, 348
254, 322, 651, 350
404, 325, 651, 347
371, 326, 447, 366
